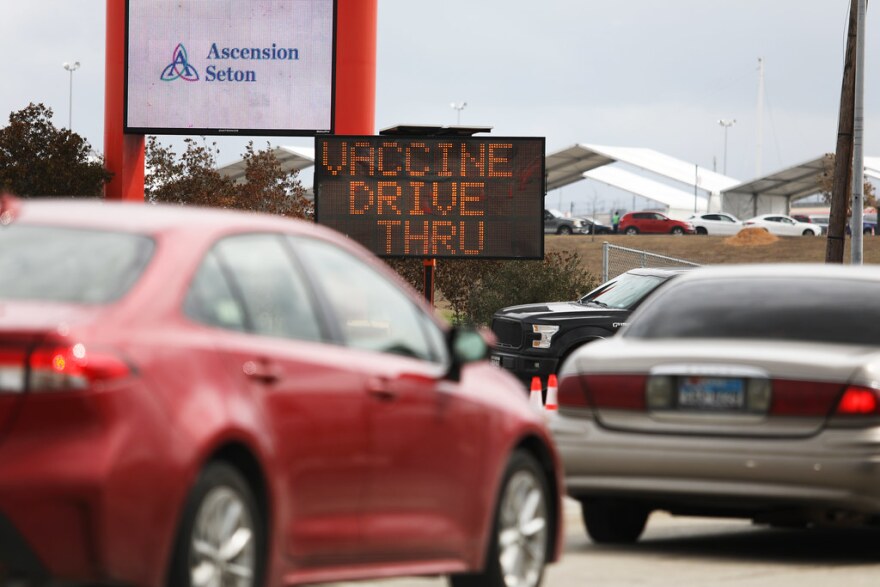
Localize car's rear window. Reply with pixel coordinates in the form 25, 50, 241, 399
624, 277, 880, 345
0, 224, 154, 304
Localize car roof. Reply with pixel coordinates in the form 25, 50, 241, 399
675, 263, 880, 284
12, 198, 331, 240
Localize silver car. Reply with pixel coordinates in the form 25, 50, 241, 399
552, 264, 880, 543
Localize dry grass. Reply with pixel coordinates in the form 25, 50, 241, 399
545, 232, 880, 278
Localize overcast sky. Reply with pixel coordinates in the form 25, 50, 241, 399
1, 0, 876, 215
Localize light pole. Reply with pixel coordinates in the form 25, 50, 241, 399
718, 118, 736, 176
450, 101, 467, 125
63, 61, 80, 130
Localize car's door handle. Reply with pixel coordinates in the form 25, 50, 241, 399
366, 376, 397, 402
242, 360, 280, 384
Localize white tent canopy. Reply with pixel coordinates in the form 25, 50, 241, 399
545, 143, 740, 194
720, 156, 826, 219
584, 166, 708, 218
866, 156, 880, 181
217, 146, 316, 183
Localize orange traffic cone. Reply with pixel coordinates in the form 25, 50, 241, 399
529, 376, 544, 409
545, 374, 559, 412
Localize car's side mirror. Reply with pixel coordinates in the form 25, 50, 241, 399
445, 326, 492, 381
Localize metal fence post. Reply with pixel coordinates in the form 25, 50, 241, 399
602, 242, 609, 283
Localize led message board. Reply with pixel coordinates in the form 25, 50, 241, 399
125, 0, 335, 136
315, 136, 545, 259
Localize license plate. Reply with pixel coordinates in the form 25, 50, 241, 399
678, 377, 745, 410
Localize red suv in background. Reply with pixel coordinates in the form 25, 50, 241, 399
619, 212, 695, 235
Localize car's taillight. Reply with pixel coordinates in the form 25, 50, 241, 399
834, 385, 880, 416
559, 374, 647, 410
0, 348, 26, 393
558, 375, 590, 408
28, 344, 131, 392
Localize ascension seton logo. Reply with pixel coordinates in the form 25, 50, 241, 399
160, 44, 199, 82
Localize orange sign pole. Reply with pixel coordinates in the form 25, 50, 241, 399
104, 0, 145, 201
334, 0, 377, 135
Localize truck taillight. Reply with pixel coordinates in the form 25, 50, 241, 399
28, 343, 131, 391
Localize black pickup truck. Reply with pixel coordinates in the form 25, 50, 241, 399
489, 267, 689, 390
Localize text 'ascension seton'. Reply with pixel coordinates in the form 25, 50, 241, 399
314, 136, 546, 259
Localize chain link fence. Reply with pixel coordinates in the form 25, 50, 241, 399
602, 242, 701, 282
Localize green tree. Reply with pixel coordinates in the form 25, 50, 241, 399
145, 137, 311, 219
0, 103, 110, 197
820, 152, 876, 212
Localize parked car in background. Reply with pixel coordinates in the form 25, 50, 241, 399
0, 196, 562, 587
687, 212, 743, 235
580, 217, 613, 235
743, 213, 821, 236
553, 264, 880, 544
846, 213, 876, 235
792, 213, 829, 234
619, 212, 695, 235
490, 268, 689, 391
544, 209, 589, 235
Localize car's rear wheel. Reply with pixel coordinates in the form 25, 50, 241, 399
449, 450, 551, 587
557, 226, 573, 235
580, 498, 649, 544
671, 226, 684, 235
803, 229, 815, 236
168, 462, 264, 587
624, 227, 639, 235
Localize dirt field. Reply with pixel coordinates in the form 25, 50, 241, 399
545, 232, 880, 278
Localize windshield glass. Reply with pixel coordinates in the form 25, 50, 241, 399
579, 272, 666, 310
625, 276, 880, 345
0, 225, 154, 304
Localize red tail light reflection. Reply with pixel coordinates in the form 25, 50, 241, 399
29, 344, 131, 391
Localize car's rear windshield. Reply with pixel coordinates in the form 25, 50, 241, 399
0, 224, 154, 304
624, 277, 880, 345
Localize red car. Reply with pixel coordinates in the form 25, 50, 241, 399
619, 212, 695, 235
0, 196, 562, 587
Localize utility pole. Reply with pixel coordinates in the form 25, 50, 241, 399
827, 0, 859, 264
851, 0, 867, 264
756, 58, 764, 178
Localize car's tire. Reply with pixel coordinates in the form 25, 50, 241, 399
167, 462, 264, 587
580, 499, 649, 544
696, 227, 708, 235
624, 227, 638, 235
449, 450, 551, 587
803, 229, 815, 236
557, 226, 573, 235
671, 226, 684, 235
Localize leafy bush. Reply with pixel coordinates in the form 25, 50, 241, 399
465, 251, 597, 326
385, 251, 597, 326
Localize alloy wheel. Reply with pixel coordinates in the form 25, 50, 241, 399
189, 486, 257, 587
496, 469, 548, 587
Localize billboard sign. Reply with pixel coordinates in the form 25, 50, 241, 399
315, 136, 545, 259
125, 0, 335, 135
